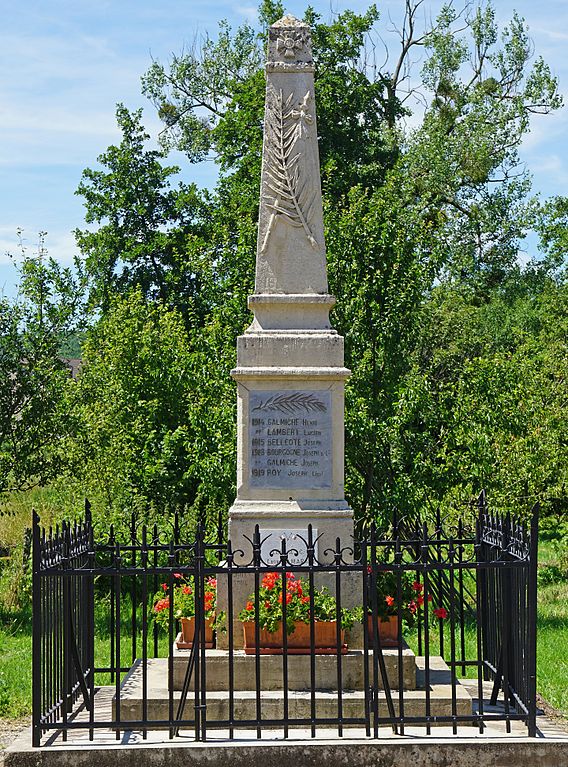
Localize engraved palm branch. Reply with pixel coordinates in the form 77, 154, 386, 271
261, 86, 318, 253
253, 393, 327, 414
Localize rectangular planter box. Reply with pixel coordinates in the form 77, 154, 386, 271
367, 614, 399, 647
242, 620, 347, 655
176, 616, 214, 649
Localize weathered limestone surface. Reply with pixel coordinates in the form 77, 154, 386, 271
228, 14, 353, 567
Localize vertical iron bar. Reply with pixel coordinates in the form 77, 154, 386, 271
502, 515, 512, 733
307, 526, 316, 738
86, 502, 95, 741
449, 537, 457, 735
395, 538, 404, 736
281, 538, 289, 739
168, 542, 175, 739
130, 513, 137, 665
474, 515, 485, 734
361, 537, 371, 738
527, 503, 539, 737
422, 524, 431, 736
370, 524, 380, 738
193, 535, 201, 742
109, 526, 116, 683
62, 524, 70, 741
253, 526, 262, 739
114, 540, 122, 741
458, 519, 466, 676
334, 537, 343, 738
32, 511, 42, 747
152, 524, 159, 658
435, 508, 444, 661
478, 491, 489, 680
227, 540, 235, 739
199, 528, 207, 742
141, 525, 148, 739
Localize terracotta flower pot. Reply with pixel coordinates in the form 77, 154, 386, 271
242, 620, 346, 654
367, 614, 400, 647
176, 616, 214, 649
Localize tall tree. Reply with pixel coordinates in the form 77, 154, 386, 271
75, 105, 212, 319
72, 1, 564, 526
0, 236, 85, 494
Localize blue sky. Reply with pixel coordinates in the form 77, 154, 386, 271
1, 0, 567, 297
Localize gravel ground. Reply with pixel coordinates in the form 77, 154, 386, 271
537, 694, 568, 731
0, 719, 28, 753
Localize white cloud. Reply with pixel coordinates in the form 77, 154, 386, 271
530, 153, 568, 188
533, 27, 568, 42
0, 228, 78, 267
234, 5, 257, 23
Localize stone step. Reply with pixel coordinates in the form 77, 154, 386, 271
115, 656, 471, 727
169, 645, 416, 691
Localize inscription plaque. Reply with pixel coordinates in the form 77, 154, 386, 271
249, 389, 332, 489
259, 528, 317, 566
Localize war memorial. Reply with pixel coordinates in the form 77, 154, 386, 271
5, 13, 567, 767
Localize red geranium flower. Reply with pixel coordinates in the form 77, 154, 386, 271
412, 581, 423, 593
262, 572, 279, 590
182, 585, 192, 595
385, 595, 395, 607
154, 597, 170, 612
161, 583, 168, 591
433, 607, 448, 620
246, 601, 254, 612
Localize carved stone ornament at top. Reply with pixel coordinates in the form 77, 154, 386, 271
276, 28, 309, 59
261, 86, 318, 253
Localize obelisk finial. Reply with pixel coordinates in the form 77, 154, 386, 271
254, 15, 328, 297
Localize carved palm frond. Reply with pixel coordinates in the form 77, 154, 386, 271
261, 85, 318, 252
252, 393, 327, 414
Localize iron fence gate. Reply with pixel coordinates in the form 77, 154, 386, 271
32, 494, 538, 746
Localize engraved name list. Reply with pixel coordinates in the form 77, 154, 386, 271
248, 390, 332, 489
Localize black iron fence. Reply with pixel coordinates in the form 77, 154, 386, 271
32, 493, 539, 746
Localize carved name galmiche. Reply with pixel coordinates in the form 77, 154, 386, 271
261, 86, 318, 253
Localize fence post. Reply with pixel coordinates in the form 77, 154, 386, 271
527, 502, 539, 737
85, 499, 95, 740
32, 510, 41, 748
477, 490, 490, 680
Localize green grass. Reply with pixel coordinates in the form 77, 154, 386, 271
536, 580, 568, 714
0, 611, 31, 719
0, 595, 173, 719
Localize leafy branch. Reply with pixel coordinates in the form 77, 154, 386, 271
261, 85, 318, 252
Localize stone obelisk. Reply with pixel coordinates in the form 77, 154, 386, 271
228, 15, 353, 565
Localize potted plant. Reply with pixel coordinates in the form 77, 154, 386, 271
239, 572, 362, 654
367, 570, 446, 646
153, 573, 217, 649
